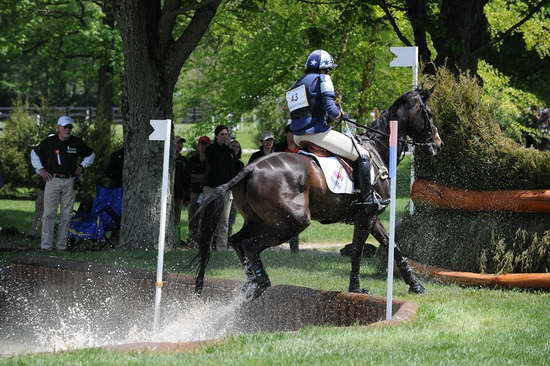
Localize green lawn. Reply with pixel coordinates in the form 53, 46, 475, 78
0, 247, 548, 365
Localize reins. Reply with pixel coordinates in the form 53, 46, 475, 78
341, 116, 430, 148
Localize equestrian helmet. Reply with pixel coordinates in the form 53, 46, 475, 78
305, 50, 337, 71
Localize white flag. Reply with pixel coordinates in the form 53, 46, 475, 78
149, 120, 171, 141
390, 47, 418, 67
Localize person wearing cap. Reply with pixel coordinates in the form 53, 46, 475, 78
173, 136, 188, 240
204, 125, 236, 250
247, 131, 275, 165
30, 115, 95, 251
181, 135, 211, 247
286, 49, 389, 213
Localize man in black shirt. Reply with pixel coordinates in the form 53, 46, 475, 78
31, 115, 95, 251
204, 125, 234, 250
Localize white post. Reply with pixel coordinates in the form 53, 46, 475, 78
149, 119, 172, 332
386, 120, 398, 320
390, 46, 419, 215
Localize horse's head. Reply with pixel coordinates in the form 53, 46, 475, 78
393, 88, 443, 156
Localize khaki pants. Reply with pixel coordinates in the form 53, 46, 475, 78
294, 129, 368, 161
203, 186, 233, 250
41, 177, 76, 250
32, 189, 45, 236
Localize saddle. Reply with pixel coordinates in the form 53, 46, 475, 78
299, 141, 354, 180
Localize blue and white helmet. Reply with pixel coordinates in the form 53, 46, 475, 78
305, 50, 337, 71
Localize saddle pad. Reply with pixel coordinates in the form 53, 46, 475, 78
299, 151, 374, 194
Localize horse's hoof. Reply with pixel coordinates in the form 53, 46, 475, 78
242, 278, 271, 301
409, 283, 426, 294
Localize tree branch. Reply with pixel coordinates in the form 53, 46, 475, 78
165, 0, 222, 86
159, 0, 219, 53
378, 0, 412, 46
473, 0, 548, 56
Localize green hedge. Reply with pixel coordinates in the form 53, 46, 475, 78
396, 68, 550, 274
417, 68, 550, 190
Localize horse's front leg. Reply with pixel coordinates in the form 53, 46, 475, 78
371, 218, 426, 294
348, 214, 376, 293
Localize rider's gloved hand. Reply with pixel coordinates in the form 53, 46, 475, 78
340, 112, 350, 120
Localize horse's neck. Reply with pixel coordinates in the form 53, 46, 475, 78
367, 122, 405, 167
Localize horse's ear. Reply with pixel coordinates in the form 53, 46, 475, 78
419, 88, 432, 102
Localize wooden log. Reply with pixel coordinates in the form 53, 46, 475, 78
411, 179, 550, 213
408, 260, 550, 289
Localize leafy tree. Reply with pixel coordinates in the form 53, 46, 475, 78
0, 0, 121, 107
108, 0, 223, 248
174, 0, 414, 138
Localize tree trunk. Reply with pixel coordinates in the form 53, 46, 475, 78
431, 0, 489, 76
115, 0, 221, 249
404, 0, 490, 76
117, 1, 176, 249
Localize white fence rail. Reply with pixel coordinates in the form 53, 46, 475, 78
0, 106, 124, 124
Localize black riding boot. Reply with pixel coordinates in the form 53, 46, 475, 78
354, 156, 389, 213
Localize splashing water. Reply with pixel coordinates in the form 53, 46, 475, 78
0, 282, 250, 356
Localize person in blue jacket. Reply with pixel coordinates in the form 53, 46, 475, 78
286, 49, 388, 213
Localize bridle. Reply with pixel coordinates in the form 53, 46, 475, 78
342, 94, 436, 149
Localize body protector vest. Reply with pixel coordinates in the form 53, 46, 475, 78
286, 73, 340, 135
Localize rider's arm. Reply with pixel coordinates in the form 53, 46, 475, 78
319, 74, 341, 120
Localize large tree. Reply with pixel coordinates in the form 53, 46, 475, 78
110, 0, 222, 248
380, 0, 548, 77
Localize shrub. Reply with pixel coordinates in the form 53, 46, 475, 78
418, 68, 550, 190
396, 68, 550, 274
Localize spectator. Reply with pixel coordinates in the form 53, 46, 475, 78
274, 124, 300, 153
204, 125, 235, 250
248, 131, 275, 164
105, 147, 124, 188
228, 139, 245, 239
173, 136, 187, 240
182, 135, 210, 247
30, 115, 95, 251
274, 125, 301, 253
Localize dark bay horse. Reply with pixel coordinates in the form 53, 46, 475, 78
192, 88, 443, 299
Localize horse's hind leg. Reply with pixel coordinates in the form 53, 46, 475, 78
242, 248, 271, 300
349, 214, 377, 293
371, 219, 426, 294
229, 230, 255, 284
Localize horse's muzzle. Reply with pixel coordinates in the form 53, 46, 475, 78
427, 130, 443, 156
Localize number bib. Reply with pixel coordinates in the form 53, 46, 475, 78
286, 84, 309, 112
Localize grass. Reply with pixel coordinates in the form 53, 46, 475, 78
0, 247, 549, 365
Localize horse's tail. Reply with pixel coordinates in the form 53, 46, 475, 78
191, 165, 254, 295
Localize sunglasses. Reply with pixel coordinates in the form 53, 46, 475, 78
62, 125, 73, 129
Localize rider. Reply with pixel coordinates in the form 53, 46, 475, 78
286, 49, 388, 213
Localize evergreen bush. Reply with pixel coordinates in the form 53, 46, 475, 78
396, 68, 550, 274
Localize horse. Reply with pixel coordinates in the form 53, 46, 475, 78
191, 88, 443, 300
